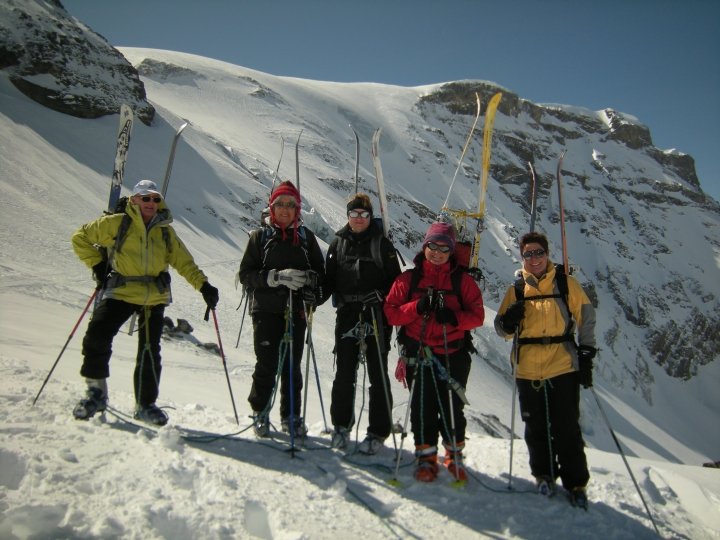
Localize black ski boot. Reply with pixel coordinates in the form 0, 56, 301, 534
73, 386, 107, 420
569, 487, 588, 510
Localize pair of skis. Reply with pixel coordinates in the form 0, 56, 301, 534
107, 104, 189, 211
347, 125, 392, 243
437, 91, 503, 277
269, 130, 303, 195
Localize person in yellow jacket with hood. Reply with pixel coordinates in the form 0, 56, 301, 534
71, 180, 219, 426
495, 231, 596, 508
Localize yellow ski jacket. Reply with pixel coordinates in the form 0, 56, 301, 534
72, 201, 208, 306
494, 263, 596, 381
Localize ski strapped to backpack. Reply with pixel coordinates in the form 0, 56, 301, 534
513, 263, 575, 346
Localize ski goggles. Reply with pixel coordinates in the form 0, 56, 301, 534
272, 201, 297, 209
140, 196, 162, 203
426, 242, 452, 253
348, 210, 371, 219
522, 248, 546, 259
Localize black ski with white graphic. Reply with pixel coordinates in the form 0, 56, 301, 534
107, 104, 134, 212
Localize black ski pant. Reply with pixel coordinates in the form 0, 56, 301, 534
330, 305, 393, 438
517, 371, 590, 490
405, 347, 471, 450
248, 310, 306, 420
80, 298, 165, 407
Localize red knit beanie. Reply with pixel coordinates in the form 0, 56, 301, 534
269, 181, 302, 244
423, 222, 456, 252
269, 180, 301, 208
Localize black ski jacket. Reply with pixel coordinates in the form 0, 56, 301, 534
239, 224, 325, 314
323, 220, 401, 309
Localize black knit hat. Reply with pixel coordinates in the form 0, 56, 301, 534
346, 193, 373, 215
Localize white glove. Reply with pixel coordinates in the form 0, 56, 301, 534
266, 269, 307, 291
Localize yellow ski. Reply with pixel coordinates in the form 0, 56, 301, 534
469, 91, 502, 270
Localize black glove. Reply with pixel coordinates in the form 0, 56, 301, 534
416, 293, 434, 316
435, 306, 458, 326
500, 301, 525, 333
92, 261, 109, 290
200, 282, 219, 309
577, 345, 597, 388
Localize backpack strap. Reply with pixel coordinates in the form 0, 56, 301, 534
261, 224, 310, 269
514, 263, 575, 346
406, 265, 465, 309
114, 213, 172, 255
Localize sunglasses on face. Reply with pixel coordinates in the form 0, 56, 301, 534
140, 196, 162, 203
273, 201, 297, 209
348, 210, 371, 219
426, 242, 452, 253
522, 248, 546, 259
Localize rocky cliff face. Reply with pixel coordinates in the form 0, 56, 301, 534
411, 82, 719, 397
0, 0, 154, 124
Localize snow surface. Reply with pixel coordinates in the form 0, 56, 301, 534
1, 50, 719, 539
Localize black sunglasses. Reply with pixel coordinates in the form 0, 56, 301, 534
273, 201, 297, 209
348, 210, 371, 219
426, 242, 451, 253
140, 196, 162, 203
522, 248, 546, 259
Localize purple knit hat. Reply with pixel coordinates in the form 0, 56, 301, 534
423, 222, 456, 252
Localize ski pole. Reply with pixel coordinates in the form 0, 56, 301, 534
33, 290, 98, 406
302, 299, 330, 433
507, 329, 520, 489
235, 290, 248, 348
591, 386, 661, 537
287, 292, 297, 457
391, 362, 419, 486
210, 309, 240, 425
389, 307, 431, 486
301, 301, 313, 437
369, 303, 398, 453
440, 308, 462, 483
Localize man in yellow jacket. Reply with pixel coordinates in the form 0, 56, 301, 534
495, 231, 596, 508
71, 180, 219, 425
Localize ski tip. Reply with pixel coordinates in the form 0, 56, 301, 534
449, 479, 467, 489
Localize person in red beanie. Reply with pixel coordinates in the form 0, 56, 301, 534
384, 221, 485, 482
238, 181, 325, 438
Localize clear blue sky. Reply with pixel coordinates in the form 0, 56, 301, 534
63, 0, 720, 203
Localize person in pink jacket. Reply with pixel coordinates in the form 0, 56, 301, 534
384, 222, 485, 482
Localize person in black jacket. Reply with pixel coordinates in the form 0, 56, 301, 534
238, 181, 325, 437
322, 193, 402, 454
